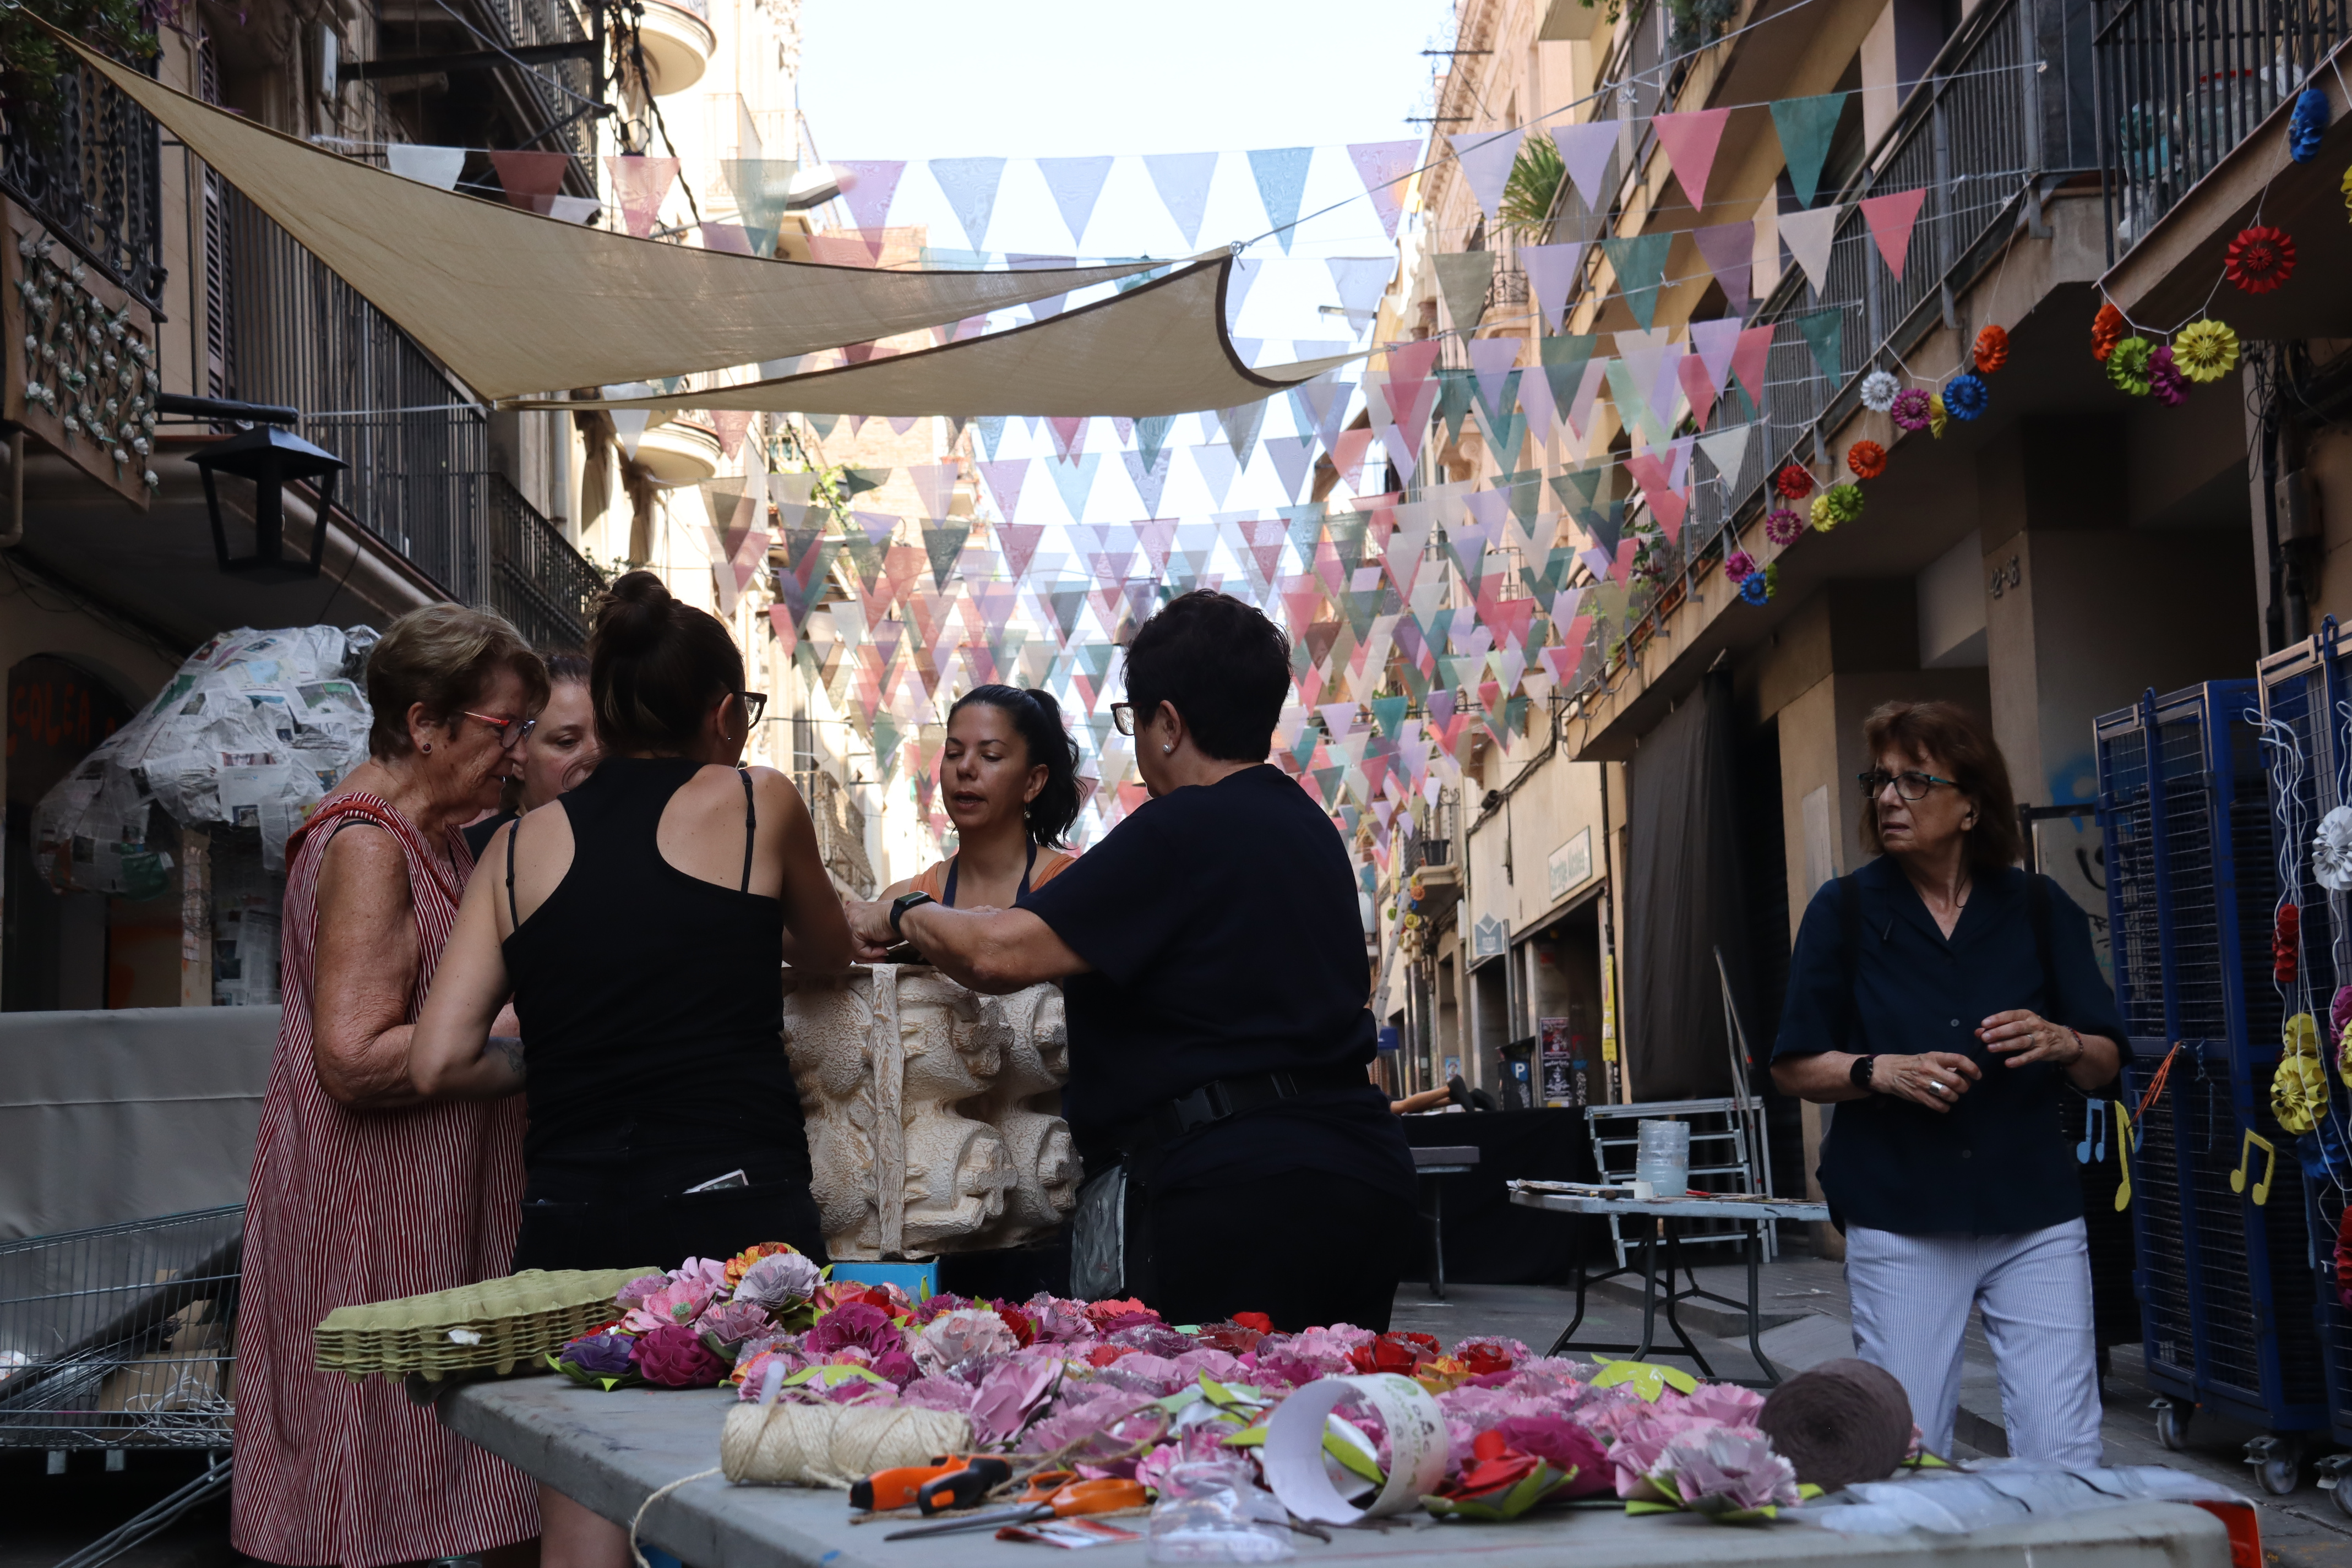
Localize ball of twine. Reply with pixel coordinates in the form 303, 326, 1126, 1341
718, 1401, 974, 1489
1756, 1358, 1913, 1488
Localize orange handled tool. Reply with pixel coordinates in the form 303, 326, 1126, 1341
848, 1455, 968, 1513
914, 1456, 1014, 1515
884, 1476, 1147, 1540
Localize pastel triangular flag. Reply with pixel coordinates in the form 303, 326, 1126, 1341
1606, 357, 1667, 448
1567, 358, 1610, 442
605, 155, 678, 236
1515, 355, 1558, 436
1689, 316, 1743, 395
1449, 128, 1526, 222
1143, 150, 1218, 247
1730, 324, 1773, 410
1037, 155, 1114, 246
1048, 454, 1101, 520
1435, 251, 1494, 331
997, 523, 1046, 579
1265, 435, 1316, 501
1790, 307, 1844, 386
930, 156, 1009, 248
906, 462, 957, 519
388, 144, 465, 190
1550, 122, 1619, 213
1780, 204, 1842, 295
1220, 399, 1268, 465
1521, 241, 1585, 331
1650, 109, 1731, 211
976, 458, 1030, 521
1772, 93, 1850, 208
1539, 333, 1597, 408
835, 161, 906, 232
1677, 350, 1718, 431
1691, 221, 1755, 312
1123, 449, 1173, 514
1327, 257, 1392, 324
1601, 233, 1670, 329
1348, 140, 1421, 241
489, 150, 568, 214
1191, 443, 1239, 507
1247, 146, 1315, 253
1696, 424, 1754, 492
1467, 337, 1519, 421
1859, 187, 1929, 279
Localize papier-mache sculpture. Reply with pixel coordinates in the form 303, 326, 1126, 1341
780, 965, 1078, 1260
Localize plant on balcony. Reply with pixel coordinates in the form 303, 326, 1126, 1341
0, 0, 171, 130
1496, 134, 1566, 241
2174, 318, 2240, 384
1666, 0, 1738, 58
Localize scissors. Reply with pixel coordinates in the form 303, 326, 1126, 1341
880, 1474, 1148, 1540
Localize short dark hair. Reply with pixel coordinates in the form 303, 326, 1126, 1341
950, 685, 1084, 849
587, 570, 745, 754
544, 651, 591, 688
1860, 699, 2023, 873
1121, 590, 1289, 763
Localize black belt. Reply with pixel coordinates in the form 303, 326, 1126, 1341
1116, 1065, 1370, 1166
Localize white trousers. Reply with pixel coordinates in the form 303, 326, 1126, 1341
1844, 1218, 2104, 1466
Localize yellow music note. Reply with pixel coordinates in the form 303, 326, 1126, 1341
2114, 1101, 2133, 1212
2230, 1129, 2277, 1206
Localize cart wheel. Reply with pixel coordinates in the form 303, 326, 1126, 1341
2156, 1404, 2190, 1451
2260, 1453, 2301, 1496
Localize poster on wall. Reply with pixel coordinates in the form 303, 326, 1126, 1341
1539, 1015, 1582, 1108
1548, 828, 1593, 902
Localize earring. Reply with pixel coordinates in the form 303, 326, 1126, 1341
1163, 743, 1174, 754
420, 742, 432, 755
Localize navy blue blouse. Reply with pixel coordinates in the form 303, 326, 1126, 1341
1772, 856, 2127, 1235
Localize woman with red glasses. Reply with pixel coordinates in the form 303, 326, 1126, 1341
234, 605, 550, 1568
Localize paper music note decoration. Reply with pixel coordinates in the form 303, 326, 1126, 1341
2113, 1101, 2133, 1211
2230, 1129, 2276, 1206
2077, 1100, 2108, 1164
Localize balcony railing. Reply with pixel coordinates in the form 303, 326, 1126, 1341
2095, 0, 2350, 253
214, 188, 601, 645
0, 61, 166, 311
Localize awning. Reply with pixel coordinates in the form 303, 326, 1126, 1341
532, 257, 1362, 417
60, 32, 1151, 401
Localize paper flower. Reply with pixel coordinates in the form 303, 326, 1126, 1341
2318, 807, 2352, 893
1860, 370, 1901, 412
695, 1299, 774, 1357
1740, 571, 1769, 605
2107, 336, 2154, 396
2344, 164, 2352, 219
1774, 462, 1816, 500
912, 1308, 1021, 1375
1822, 483, 1865, 524
1942, 372, 1989, 421
2225, 225, 2296, 293
1810, 494, 1838, 532
2175, 318, 2241, 383
803, 1300, 905, 1360
2273, 1050, 2329, 1135
2148, 345, 2187, 406
1890, 388, 1932, 430
1764, 508, 1804, 545
1724, 549, 1757, 584
2334, 982, 2352, 1042
733, 1250, 822, 1311
2340, 1016, 2352, 1089
1973, 324, 2010, 374
723, 1242, 799, 1288
2277, 902, 2302, 984
553, 1330, 641, 1389
613, 1273, 668, 1310
870, 1348, 919, 1386
626, 1276, 720, 1333
1650, 1424, 1801, 1514
1928, 394, 1948, 438
2291, 87, 2329, 162
1681, 1384, 1769, 1425
2092, 301, 2126, 361
1846, 440, 1886, 480
634, 1324, 729, 1389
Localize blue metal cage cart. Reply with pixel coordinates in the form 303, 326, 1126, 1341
2100, 680, 2328, 1493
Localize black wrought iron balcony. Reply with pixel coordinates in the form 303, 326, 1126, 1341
2094, 0, 2349, 253
0, 59, 166, 312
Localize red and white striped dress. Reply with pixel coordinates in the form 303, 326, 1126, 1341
232, 792, 536, 1568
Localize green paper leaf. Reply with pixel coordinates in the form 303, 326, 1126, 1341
1588, 1359, 1698, 1400
1325, 1430, 1386, 1485
1419, 1462, 1578, 1521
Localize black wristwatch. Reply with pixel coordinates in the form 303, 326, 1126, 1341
1850, 1054, 1879, 1092
889, 890, 935, 938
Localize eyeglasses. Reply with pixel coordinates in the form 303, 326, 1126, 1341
737, 690, 769, 725
1858, 768, 1961, 801
1110, 702, 1135, 737
463, 711, 537, 750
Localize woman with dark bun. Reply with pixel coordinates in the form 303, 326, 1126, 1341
846, 591, 1414, 1331
864, 685, 1084, 914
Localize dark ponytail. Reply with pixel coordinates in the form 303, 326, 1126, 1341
588, 569, 745, 754
950, 684, 1084, 850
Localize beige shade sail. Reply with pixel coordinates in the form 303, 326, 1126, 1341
59, 32, 1151, 402
532, 257, 1362, 417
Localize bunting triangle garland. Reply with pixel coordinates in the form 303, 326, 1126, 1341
1550, 122, 1619, 213
1435, 252, 1495, 331
1348, 140, 1421, 241
1450, 128, 1527, 222
1601, 233, 1671, 329
1649, 109, 1732, 211
1859, 188, 1928, 279
1771, 92, 1850, 209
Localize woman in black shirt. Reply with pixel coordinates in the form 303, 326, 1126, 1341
847, 590, 1414, 1330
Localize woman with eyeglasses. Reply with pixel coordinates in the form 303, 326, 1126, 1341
1770, 699, 2122, 1466
463, 651, 605, 861
235, 605, 549, 1568
843, 591, 1415, 1332
412, 570, 852, 1568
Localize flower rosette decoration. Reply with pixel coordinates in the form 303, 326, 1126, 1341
1773, 462, 1816, 501
1928, 394, 1948, 437
2091, 301, 2126, 362
1763, 508, 1804, 546
2106, 336, 2154, 397
1972, 324, 2010, 375
1860, 369, 1901, 412
2148, 345, 2187, 407
2290, 86, 2329, 162
2225, 225, 2296, 293
1845, 440, 1885, 481
1889, 388, 1933, 432
1724, 549, 1757, 585
1941, 372, 1989, 422
2315, 806, 2352, 894
635, 1323, 729, 1389
2175, 318, 2240, 384
911, 1306, 1021, 1376
550, 1326, 641, 1391
1740, 571, 1770, 605
1634, 1424, 1805, 1521
1809, 494, 1838, 533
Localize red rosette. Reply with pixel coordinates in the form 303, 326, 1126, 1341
1773, 462, 1816, 501
2225, 226, 2296, 294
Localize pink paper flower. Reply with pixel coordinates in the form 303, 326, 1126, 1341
912, 1308, 1020, 1375
1890, 388, 1933, 431
1607, 1403, 1709, 1497
614, 1273, 668, 1310
870, 1349, 919, 1387
732, 1251, 821, 1311
1494, 1415, 1611, 1496
968, 1358, 1062, 1446
634, 1324, 728, 1389
1678, 1383, 1767, 1425
1651, 1424, 1799, 1512
1764, 508, 1805, 546
804, 1301, 903, 1360
1020, 1294, 1099, 1343
1724, 550, 1757, 584
899, 1375, 981, 1415
626, 1277, 719, 1333
695, 1299, 773, 1354
1025, 1387, 1161, 1459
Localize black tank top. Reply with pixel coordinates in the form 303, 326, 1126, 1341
502, 756, 800, 1166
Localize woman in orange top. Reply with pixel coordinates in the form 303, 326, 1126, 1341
877, 685, 1083, 912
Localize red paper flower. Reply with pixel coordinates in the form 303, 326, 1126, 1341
633, 1324, 728, 1389
1773, 462, 1816, 500
1441, 1430, 1545, 1500
2277, 903, 2302, 984
1347, 1330, 1442, 1375
1231, 1311, 1275, 1335
1085, 1342, 1141, 1368
994, 1303, 1037, 1348
1973, 325, 2010, 375
2225, 226, 2296, 293
2091, 302, 2126, 362
1846, 440, 1886, 480
1457, 1341, 1516, 1378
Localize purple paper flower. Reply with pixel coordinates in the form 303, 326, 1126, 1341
1890, 388, 1933, 431
870, 1349, 920, 1387
732, 1251, 822, 1311
900, 1374, 982, 1415
559, 1331, 638, 1377
1679, 1383, 1767, 1425
2149, 345, 2187, 406
613, 1273, 667, 1310
634, 1324, 728, 1389
911, 1308, 1020, 1375
1020, 1294, 1098, 1343
907, 1292, 976, 1326
968, 1357, 1061, 1445
804, 1301, 904, 1359
1652, 1424, 1799, 1512
695, 1299, 774, 1356
1724, 549, 1757, 584
1763, 508, 1805, 546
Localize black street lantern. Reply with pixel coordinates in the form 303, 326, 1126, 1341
189, 424, 351, 582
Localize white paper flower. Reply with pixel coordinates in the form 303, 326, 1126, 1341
1650, 1423, 1800, 1512
2315, 805, 2352, 891
1860, 371, 1902, 413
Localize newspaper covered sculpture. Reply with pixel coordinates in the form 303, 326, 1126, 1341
33, 625, 377, 890
780, 965, 1076, 1260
